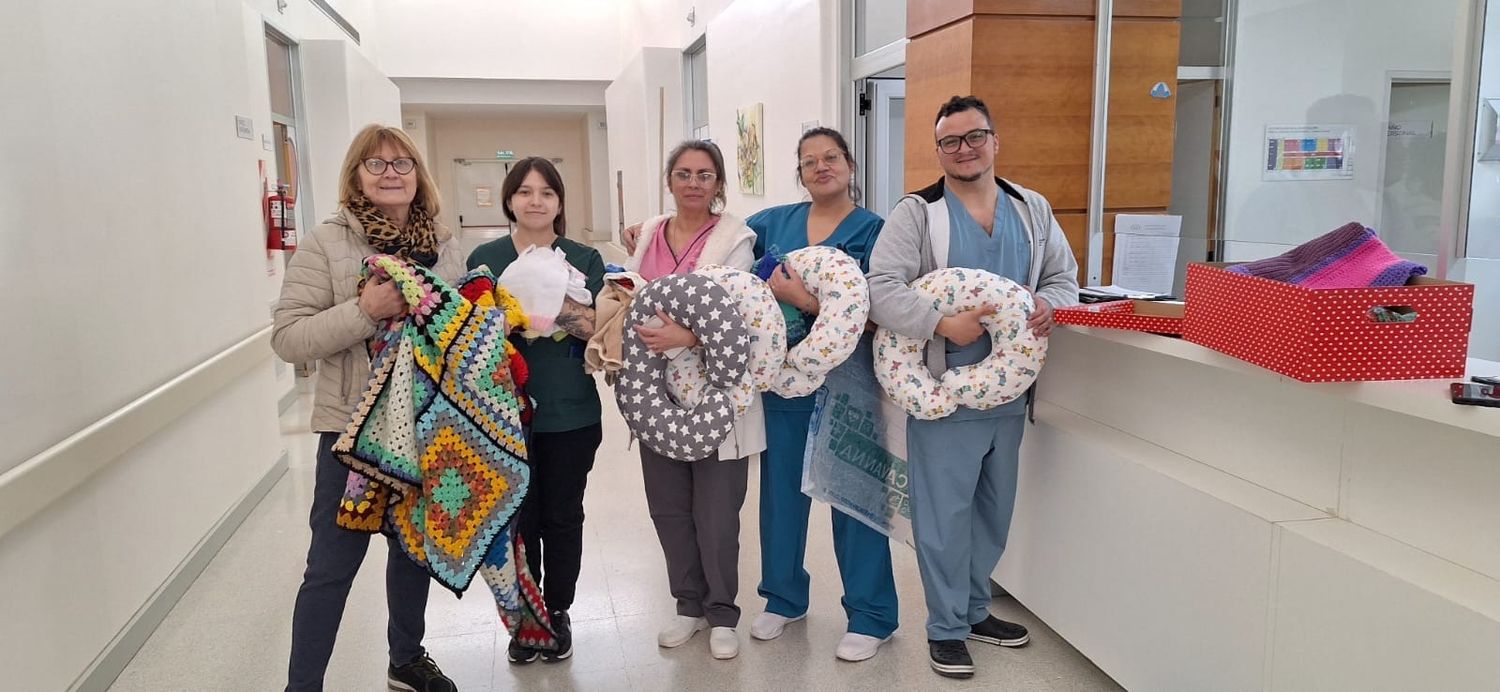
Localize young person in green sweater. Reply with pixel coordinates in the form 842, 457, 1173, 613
466, 157, 605, 666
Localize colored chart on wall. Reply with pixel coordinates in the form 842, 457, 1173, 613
1263, 124, 1355, 181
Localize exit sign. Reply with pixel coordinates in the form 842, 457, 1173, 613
496, 150, 516, 160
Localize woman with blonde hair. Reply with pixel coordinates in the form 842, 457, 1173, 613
273, 124, 464, 692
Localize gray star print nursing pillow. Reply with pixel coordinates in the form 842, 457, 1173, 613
616, 272, 751, 461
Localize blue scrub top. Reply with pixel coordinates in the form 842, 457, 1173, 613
943, 185, 1031, 420
748, 202, 884, 412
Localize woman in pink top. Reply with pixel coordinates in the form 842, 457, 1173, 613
622, 140, 761, 661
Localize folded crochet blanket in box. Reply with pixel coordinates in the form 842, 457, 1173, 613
1226, 222, 1426, 288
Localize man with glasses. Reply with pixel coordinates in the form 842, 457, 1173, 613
867, 95, 1079, 680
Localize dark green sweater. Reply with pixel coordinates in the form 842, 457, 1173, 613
467, 235, 606, 433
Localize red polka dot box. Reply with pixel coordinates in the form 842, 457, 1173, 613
1055, 299, 1185, 336
1182, 263, 1474, 382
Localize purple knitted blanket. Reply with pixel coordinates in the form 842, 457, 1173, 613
1227, 222, 1426, 288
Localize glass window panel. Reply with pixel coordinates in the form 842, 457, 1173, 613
266, 35, 294, 120
854, 0, 906, 55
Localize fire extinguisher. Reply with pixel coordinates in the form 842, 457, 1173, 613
266, 184, 285, 251
267, 183, 297, 252
277, 183, 297, 252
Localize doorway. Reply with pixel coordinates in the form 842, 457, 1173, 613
1380, 79, 1451, 256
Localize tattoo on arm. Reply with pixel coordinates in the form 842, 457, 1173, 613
556, 298, 597, 340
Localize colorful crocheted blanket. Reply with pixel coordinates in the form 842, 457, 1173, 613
332, 255, 554, 650
1226, 222, 1427, 288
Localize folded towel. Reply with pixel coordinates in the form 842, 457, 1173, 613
1227, 222, 1426, 288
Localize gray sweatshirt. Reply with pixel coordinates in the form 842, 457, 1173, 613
867, 176, 1081, 376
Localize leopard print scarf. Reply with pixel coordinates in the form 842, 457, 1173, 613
346, 195, 440, 267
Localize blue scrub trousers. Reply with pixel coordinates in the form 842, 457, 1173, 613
757, 405, 899, 638
905, 412, 1025, 641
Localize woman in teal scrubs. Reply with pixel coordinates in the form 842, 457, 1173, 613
745, 127, 898, 662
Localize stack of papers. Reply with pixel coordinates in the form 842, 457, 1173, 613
1080, 285, 1172, 301
1110, 214, 1183, 295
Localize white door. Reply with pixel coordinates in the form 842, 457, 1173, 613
454, 159, 512, 256
1380, 81, 1450, 255
865, 78, 906, 218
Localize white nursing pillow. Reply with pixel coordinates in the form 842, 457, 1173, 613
768, 246, 871, 397
873, 267, 1047, 420
616, 273, 753, 461
693, 265, 787, 393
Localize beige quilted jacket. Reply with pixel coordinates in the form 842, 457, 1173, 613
271, 208, 467, 432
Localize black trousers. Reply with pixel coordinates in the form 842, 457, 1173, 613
519, 423, 604, 612
287, 433, 429, 692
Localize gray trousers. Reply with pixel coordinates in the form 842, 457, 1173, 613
640, 446, 749, 627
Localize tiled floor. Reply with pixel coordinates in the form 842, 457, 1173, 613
111, 242, 1120, 691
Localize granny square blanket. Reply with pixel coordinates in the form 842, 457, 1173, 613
332, 255, 555, 650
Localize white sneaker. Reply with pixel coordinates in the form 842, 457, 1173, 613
658, 615, 709, 648
750, 611, 807, 641
835, 632, 892, 662
710, 626, 740, 660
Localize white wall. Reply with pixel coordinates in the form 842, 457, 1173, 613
586, 110, 613, 240
299, 39, 403, 221
1222, 0, 1462, 261
396, 77, 610, 109
704, 0, 839, 216
605, 48, 685, 240
255, 0, 383, 66
0, 0, 394, 687
374, 0, 624, 80
605, 0, 841, 236
427, 115, 594, 241
619, 0, 734, 60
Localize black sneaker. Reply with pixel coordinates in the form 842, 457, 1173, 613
388, 652, 456, 692
928, 639, 975, 679
968, 614, 1030, 647
542, 609, 573, 662
506, 638, 540, 665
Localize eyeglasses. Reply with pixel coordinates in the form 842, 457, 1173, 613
363, 157, 416, 175
936, 129, 994, 154
671, 170, 718, 185
799, 151, 847, 172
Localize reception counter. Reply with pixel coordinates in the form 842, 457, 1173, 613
995, 326, 1500, 690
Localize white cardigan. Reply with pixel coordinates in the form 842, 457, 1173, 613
625, 213, 766, 461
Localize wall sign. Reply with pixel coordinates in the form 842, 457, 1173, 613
1262, 124, 1355, 181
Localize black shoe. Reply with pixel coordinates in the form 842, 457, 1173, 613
542, 609, 573, 662
968, 614, 1030, 647
506, 638, 540, 665
928, 639, 975, 679
388, 652, 457, 692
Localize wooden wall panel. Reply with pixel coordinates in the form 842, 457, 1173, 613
968, 17, 1096, 211
906, 3, 1181, 289
904, 20, 974, 193
1057, 212, 1089, 285
1103, 19, 1181, 209
911, 0, 1183, 37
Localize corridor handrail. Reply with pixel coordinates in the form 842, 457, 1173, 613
0, 325, 275, 538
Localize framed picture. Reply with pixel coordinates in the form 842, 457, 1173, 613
737, 103, 765, 195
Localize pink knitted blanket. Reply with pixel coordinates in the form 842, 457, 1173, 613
1227, 222, 1426, 288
